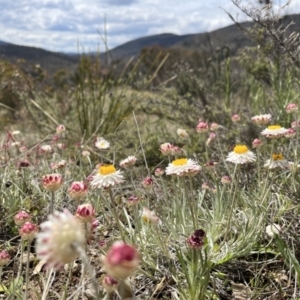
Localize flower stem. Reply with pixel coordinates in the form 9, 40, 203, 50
25, 240, 32, 300
108, 187, 125, 242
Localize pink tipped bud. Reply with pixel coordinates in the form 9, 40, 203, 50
0, 250, 10, 266
291, 121, 300, 129
252, 138, 262, 149
76, 204, 95, 223
186, 229, 206, 249
221, 176, 231, 185
68, 181, 88, 201
231, 114, 240, 122
56, 124, 66, 134
142, 177, 154, 188
102, 275, 119, 293
196, 120, 209, 133
159, 143, 182, 156
285, 128, 296, 138
42, 174, 63, 192
286, 103, 298, 114
154, 168, 164, 176
14, 211, 31, 226
19, 222, 38, 241
126, 195, 140, 206
102, 241, 140, 279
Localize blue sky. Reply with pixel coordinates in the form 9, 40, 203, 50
0, 0, 299, 53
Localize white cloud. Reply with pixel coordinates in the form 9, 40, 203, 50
0, 0, 299, 52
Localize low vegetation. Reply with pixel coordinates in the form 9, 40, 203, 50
1, 1, 300, 299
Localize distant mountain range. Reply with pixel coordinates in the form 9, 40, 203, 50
1, 13, 300, 73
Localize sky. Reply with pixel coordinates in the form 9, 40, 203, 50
0, 0, 300, 53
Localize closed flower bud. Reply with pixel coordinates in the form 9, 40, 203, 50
68, 181, 88, 201
186, 229, 206, 249
102, 275, 119, 293
0, 250, 10, 266
76, 204, 95, 223
56, 124, 66, 134
14, 211, 31, 226
42, 174, 63, 192
19, 222, 38, 241
102, 241, 140, 279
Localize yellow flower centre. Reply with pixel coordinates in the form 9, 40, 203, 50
233, 145, 249, 154
99, 165, 116, 175
267, 125, 281, 130
272, 154, 284, 161
172, 158, 188, 166
142, 216, 150, 223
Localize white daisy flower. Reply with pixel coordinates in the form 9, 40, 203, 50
119, 156, 137, 168
261, 125, 288, 138
95, 137, 110, 150
264, 154, 289, 170
90, 164, 125, 188
165, 158, 201, 176
36, 209, 85, 269
226, 145, 256, 164
251, 114, 272, 125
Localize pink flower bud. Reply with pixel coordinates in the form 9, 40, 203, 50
76, 204, 95, 223
102, 241, 140, 279
291, 121, 300, 129
154, 168, 164, 176
126, 195, 140, 206
42, 174, 63, 192
186, 229, 206, 249
14, 211, 31, 226
86, 219, 99, 244
286, 103, 298, 114
19, 222, 38, 240
0, 250, 10, 266
196, 120, 209, 133
142, 177, 154, 188
221, 176, 231, 185
102, 275, 119, 293
68, 181, 88, 201
231, 114, 240, 122
285, 128, 296, 138
252, 138, 262, 149
56, 124, 66, 134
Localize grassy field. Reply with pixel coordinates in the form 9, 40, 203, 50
2, 2, 300, 299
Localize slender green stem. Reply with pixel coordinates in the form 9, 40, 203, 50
75, 244, 99, 299
222, 164, 240, 244
25, 239, 32, 300
108, 187, 125, 241
50, 191, 55, 215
